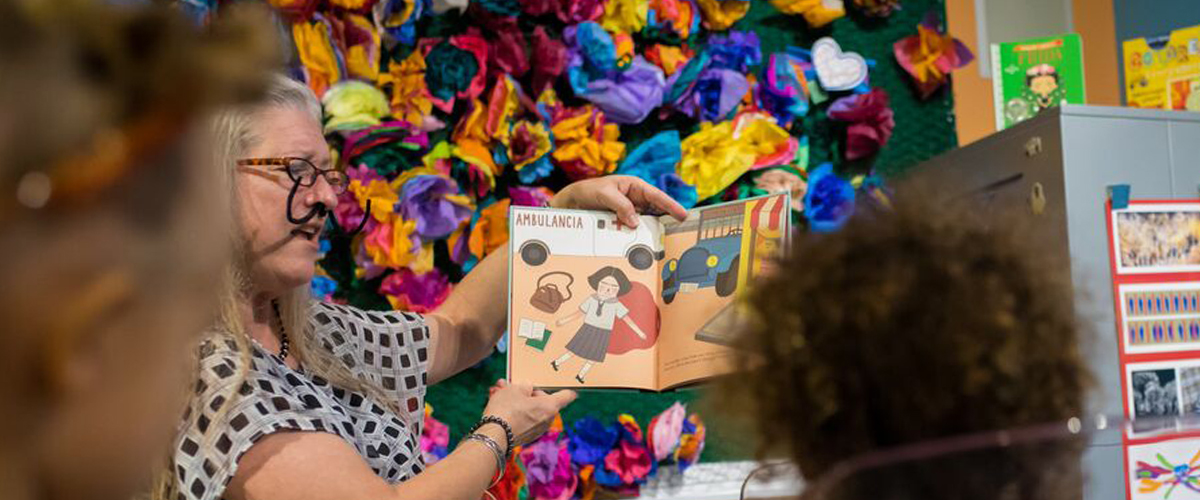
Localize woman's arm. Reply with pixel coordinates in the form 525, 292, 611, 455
425, 176, 688, 384
425, 243, 508, 385
225, 424, 510, 500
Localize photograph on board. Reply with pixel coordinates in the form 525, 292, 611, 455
1130, 367, 1181, 434
1112, 203, 1200, 275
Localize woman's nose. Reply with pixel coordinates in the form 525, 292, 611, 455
307, 175, 339, 209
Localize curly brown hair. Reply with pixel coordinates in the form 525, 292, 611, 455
721, 195, 1092, 500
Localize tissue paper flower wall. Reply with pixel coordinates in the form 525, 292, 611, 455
485, 404, 708, 499
184, 0, 959, 484
193, 0, 946, 339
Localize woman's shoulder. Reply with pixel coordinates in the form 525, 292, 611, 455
310, 301, 426, 333
307, 301, 431, 372
193, 334, 248, 391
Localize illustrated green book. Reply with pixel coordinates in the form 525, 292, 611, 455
991, 34, 1087, 130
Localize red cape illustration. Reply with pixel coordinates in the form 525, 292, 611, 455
609, 282, 660, 354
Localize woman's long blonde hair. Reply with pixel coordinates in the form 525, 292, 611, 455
150, 75, 403, 500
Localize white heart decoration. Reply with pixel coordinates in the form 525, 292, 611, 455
812, 37, 868, 91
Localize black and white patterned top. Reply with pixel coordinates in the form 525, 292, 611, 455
172, 302, 431, 500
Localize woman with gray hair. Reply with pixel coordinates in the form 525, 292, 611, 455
157, 75, 688, 500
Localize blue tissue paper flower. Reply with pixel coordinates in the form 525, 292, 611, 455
804, 164, 856, 232
568, 417, 620, 466
311, 275, 338, 299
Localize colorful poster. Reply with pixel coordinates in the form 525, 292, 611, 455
1106, 200, 1200, 500
1123, 24, 1200, 111
991, 34, 1087, 130
1127, 438, 1200, 500
1118, 282, 1200, 355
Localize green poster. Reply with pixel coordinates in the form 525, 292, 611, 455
991, 34, 1087, 130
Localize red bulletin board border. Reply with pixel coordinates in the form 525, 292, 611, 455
1105, 199, 1200, 500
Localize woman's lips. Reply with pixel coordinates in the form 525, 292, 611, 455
290, 227, 320, 247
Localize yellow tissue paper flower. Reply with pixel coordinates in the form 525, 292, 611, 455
551, 108, 624, 180
601, 0, 648, 34
732, 112, 793, 162
485, 76, 521, 145
411, 242, 436, 274
292, 20, 340, 97
646, 45, 692, 76
469, 199, 511, 259
680, 121, 757, 200
329, 0, 373, 9
352, 179, 400, 224
613, 32, 636, 68
452, 100, 502, 184
343, 14, 380, 81
378, 50, 434, 129
364, 217, 418, 269
507, 121, 553, 170
322, 80, 390, 133
769, 0, 845, 28
695, 0, 750, 31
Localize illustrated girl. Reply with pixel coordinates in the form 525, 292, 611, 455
551, 266, 647, 384
1024, 64, 1065, 111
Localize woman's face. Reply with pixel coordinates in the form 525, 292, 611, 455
1030, 75, 1058, 97
236, 105, 337, 294
596, 276, 621, 300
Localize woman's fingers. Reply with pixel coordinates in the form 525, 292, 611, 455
627, 177, 688, 221
597, 185, 640, 228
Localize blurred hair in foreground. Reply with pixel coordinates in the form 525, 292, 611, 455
720, 188, 1094, 500
0, 1, 277, 499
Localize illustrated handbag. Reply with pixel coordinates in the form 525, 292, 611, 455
530, 271, 573, 314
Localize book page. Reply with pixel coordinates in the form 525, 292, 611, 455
508, 207, 664, 389
656, 193, 790, 389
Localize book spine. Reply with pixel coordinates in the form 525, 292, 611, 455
991, 42, 1005, 131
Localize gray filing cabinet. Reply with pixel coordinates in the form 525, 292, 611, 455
900, 105, 1200, 500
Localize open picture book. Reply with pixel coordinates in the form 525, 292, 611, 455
507, 193, 790, 390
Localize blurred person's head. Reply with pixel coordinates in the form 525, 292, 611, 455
723, 196, 1092, 500
0, 1, 275, 499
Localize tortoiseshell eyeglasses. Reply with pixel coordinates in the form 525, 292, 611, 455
236, 157, 349, 195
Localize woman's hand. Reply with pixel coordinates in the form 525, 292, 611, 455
550, 175, 689, 228
483, 380, 577, 447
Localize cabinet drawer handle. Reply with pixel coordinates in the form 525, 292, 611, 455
1030, 182, 1046, 215
1025, 137, 1043, 157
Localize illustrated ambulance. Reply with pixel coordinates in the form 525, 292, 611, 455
511, 208, 665, 270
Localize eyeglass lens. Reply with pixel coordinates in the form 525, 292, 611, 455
286, 158, 347, 194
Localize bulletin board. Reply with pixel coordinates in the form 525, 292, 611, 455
1105, 200, 1200, 500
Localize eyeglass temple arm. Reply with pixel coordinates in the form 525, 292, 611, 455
348, 199, 371, 236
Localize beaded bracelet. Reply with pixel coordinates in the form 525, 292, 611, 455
469, 415, 515, 461
462, 433, 506, 488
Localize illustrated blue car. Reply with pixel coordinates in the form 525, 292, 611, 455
661, 232, 741, 304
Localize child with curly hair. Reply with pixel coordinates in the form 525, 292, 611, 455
722, 195, 1093, 500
